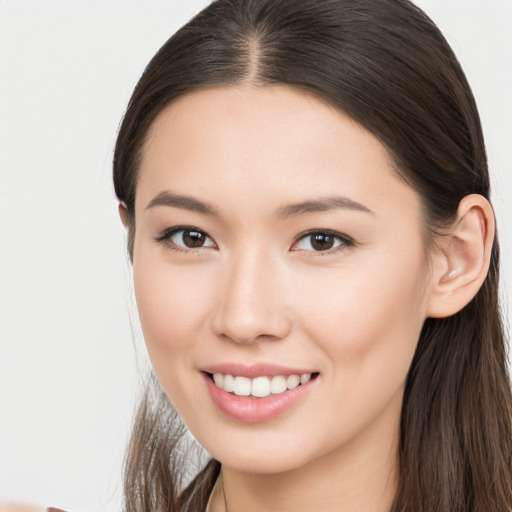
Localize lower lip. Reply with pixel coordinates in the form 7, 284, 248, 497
203, 373, 317, 423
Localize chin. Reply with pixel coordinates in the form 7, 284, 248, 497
218, 451, 307, 474
201, 432, 315, 475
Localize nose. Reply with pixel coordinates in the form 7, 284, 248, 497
212, 249, 292, 344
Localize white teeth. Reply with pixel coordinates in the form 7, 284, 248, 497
233, 376, 251, 396
213, 373, 224, 387
251, 376, 271, 397
223, 374, 235, 393
286, 374, 300, 389
270, 375, 287, 394
212, 372, 313, 397
300, 373, 311, 384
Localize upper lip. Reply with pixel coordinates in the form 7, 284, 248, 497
201, 363, 318, 378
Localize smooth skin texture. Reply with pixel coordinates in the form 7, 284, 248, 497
123, 86, 494, 512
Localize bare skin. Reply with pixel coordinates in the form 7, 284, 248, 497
0, 504, 45, 512
125, 85, 494, 512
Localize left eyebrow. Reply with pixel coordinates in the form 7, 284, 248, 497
276, 196, 374, 219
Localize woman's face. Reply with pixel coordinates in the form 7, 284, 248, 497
132, 86, 433, 473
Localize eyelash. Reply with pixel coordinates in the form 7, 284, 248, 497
154, 226, 355, 255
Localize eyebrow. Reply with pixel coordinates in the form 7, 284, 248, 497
146, 191, 220, 217
146, 190, 373, 218
276, 196, 373, 218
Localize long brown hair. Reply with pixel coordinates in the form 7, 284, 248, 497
113, 0, 512, 510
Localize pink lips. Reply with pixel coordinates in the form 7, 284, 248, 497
201, 363, 318, 423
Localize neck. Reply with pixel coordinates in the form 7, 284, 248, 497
220, 396, 401, 512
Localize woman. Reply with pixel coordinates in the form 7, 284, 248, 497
113, 0, 512, 510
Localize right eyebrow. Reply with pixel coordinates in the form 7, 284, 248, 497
145, 190, 221, 218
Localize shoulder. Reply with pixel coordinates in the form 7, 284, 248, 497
0, 505, 70, 512
0, 504, 46, 512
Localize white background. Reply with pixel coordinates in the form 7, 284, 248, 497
0, 1, 510, 511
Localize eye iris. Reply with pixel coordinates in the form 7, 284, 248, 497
183, 230, 206, 248
311, 233, 334, 251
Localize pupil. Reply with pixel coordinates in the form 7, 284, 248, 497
183, 230, 205, 248
312, 234, 334, 251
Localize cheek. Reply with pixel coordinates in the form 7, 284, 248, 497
297, 249, 429, 381
132, 251, 212, 370
286, 251, 430, 445
132, 250, 222, 431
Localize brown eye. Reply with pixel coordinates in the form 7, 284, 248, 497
181, 229, 208, 248
155, 227, 216, 250
292, 230, 352, 253
171, 228, 216, 249
310, 233, 335, 251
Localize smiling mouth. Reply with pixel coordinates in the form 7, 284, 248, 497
206, 372, 320, 398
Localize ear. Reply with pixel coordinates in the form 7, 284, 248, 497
427, 194, 495, 318
118, 201, 131, 228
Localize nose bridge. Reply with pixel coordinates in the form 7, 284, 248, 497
213, 245, 290, 344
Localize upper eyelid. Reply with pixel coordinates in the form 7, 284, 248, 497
156, 225, 209, 237
293, 229, 353, 244
296, 228, 348, 238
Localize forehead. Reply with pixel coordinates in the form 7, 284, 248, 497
136, 85, 420, 223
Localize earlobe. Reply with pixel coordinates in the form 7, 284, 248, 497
118, 201, 131, 228
427, 194, 495, 319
